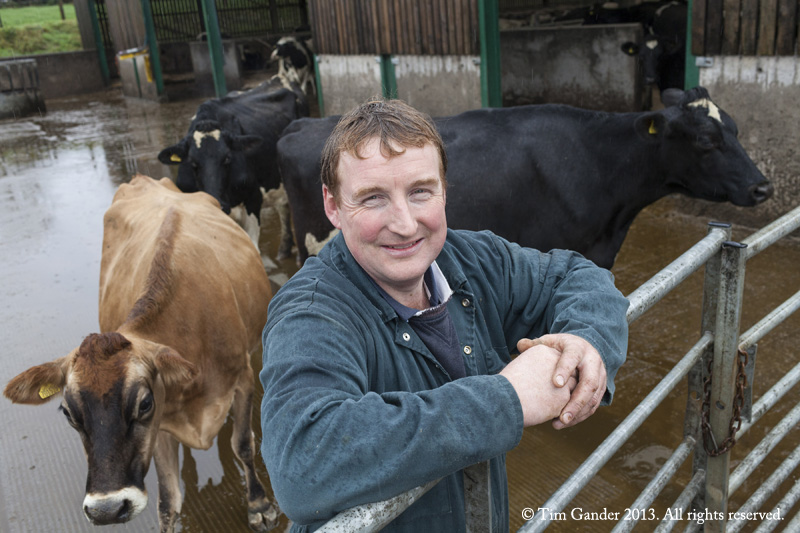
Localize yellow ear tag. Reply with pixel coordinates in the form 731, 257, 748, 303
170, 154, 182, 162
38, 383, 61, 399
649, 120, 658, 135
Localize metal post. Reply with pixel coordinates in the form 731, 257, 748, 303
140, 0, 165, 96
198, 0, 227, 97
477, 0, 501, 108
380, 55, 398, 100
685, 223, 730, 516
463, 461, 491, 532
87, 0, 109, 85
704, 240, 748, 531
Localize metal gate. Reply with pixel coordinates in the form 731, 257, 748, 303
316, 204, 800, 532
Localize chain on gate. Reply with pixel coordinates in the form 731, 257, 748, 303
701, 348, 749, 457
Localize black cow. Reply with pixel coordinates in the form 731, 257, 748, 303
621, 1, 688, 92
158, 76, 307, 261
278, 87, 772, 268
270, 36, 315, 96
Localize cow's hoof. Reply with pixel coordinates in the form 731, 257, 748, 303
248, 500, 280, 531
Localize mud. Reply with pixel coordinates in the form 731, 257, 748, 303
1, 78, 798, 532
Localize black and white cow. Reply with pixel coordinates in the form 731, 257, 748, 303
158, 76, 307, 262
270, 36, 315, 96
278, 87, 772, 268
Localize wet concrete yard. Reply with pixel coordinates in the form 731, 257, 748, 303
1, 79, 798, 532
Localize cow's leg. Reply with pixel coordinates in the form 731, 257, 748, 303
153, 431, 182, 533
231, 369, 279, 531
275, 189, 295, 261
261, 185, 295, 262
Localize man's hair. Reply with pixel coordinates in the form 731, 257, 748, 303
320, 98, 448, 200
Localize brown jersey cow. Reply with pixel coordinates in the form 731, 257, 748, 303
4, 175, 277, 532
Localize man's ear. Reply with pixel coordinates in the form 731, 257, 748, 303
322, 184, 342, 229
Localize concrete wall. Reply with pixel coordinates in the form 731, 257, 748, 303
394, 56, 481, 116
317, 54, 481, 117
13, 51, 106, 99
500, 23, 643, 112
673, 57, 800, 229
317, 55, 383, 116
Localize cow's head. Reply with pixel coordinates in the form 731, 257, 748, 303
157, 119, 263, 213
634, 87, 773, 206
3, 332, 197, 526
622, 38, 663, 86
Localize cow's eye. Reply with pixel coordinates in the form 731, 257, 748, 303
138, 396, 153, 418
222, 155, 231, 166
60, 405, 79, 428
190, 161, 199, 170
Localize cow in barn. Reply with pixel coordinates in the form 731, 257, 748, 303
552, 1, 688, 95
621, 1, 688, 92
278, 87, 772, 268
157, 76, 307, 263
4, 175, 278, 532
270, 36, 316, 96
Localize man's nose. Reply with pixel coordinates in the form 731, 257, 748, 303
387, 199, 417, 235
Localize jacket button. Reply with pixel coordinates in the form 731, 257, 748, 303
463, 345, 472, 355
462, 298, 471, 307
402, 332, 411, 341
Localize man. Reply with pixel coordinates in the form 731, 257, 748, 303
260, 99, 628, 531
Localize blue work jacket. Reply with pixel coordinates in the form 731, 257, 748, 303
260, 229, 629, 532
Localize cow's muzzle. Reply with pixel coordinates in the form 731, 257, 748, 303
750, 181, 774, 204
83, 488, 147, 525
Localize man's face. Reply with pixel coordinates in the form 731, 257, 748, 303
323, 138, 447, 306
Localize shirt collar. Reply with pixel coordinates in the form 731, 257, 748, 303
372, 261, 453, 321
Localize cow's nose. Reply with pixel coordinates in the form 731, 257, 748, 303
643, 76, 657, 85
750, 181, 774, 204
84, 498, 132, 525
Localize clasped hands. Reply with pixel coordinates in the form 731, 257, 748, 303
499, 334, 607, 430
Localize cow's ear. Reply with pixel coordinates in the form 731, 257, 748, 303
154, 347, 198, 387
158, 141, 189, 165
620, 41, 639, 56
634, 113, 666, 141
4, 357, 69, 405
231, 134, 264, 154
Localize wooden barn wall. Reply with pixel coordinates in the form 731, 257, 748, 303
693, 0, 799, 55
308, 0, 480, 55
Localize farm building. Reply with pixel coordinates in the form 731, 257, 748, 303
27, 0, 800, 224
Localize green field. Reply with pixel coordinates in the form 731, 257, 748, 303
0, 5, 81, 57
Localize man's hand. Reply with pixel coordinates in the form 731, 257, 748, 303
499, 345, 577, 427
517, 334, 607, 430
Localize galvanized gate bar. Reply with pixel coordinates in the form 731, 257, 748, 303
626, 227, 729, 323
728, 400, 800, 495
610, 436, 696, 533
738, 289, 800, 349
316, 479, 439, 533
751, 477, 800, 533
784, 508, 800, 532
726, 442, 800, 533
463, 461, 492, 532
653, 470, 706, 533
742, 204, 800, 259
737, 360, 800, 436
519, 333, 713, 532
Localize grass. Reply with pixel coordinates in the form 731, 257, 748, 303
0, 5, 81, 57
